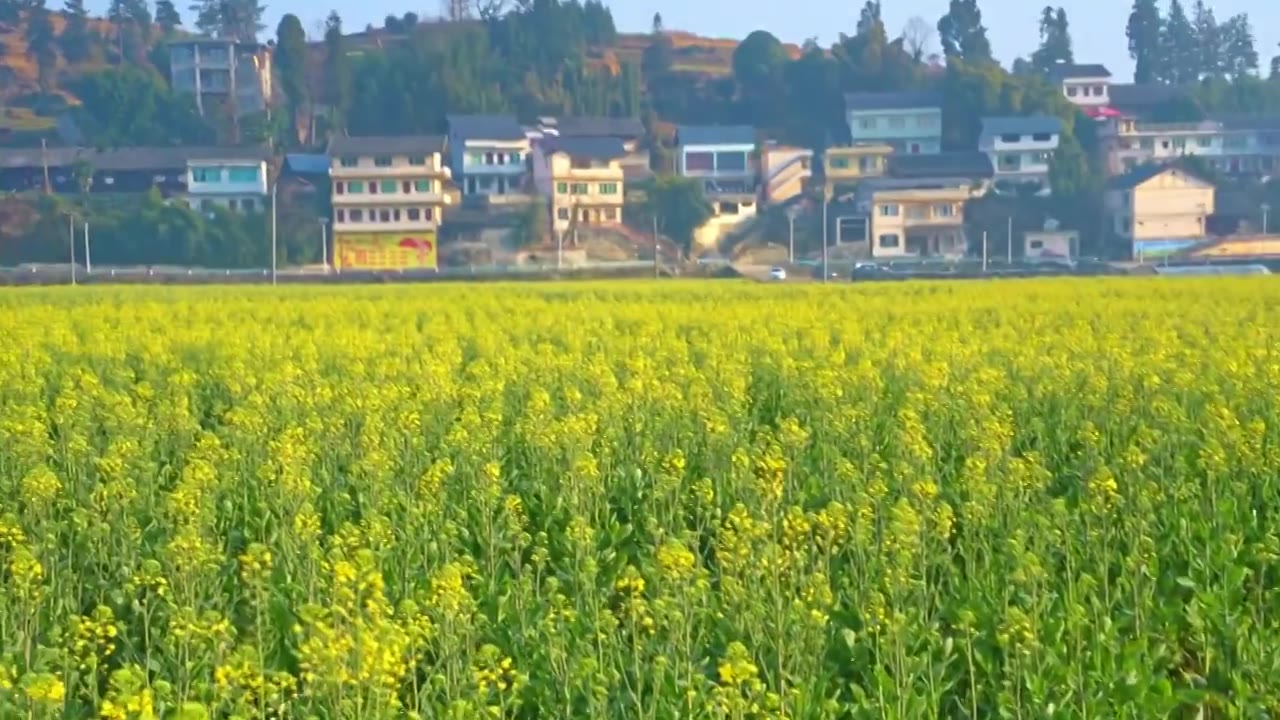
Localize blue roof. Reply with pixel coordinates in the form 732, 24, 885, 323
675, 125, 756, 147
284, 153, 330, 174
981, 115, 1063, 137
447, 114, 526, 141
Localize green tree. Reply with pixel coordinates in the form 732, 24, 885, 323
1191, 0, 1220, 78
785, 41, 844, 149
937, 0, 992, 64
732, 30, 789, 131
275, 14, 309, 144
1031, 7, 1072, 73
71, 66, 215, 146
636, 176, 713, 256
834, 1, 921, 93
60, 0, 97, 64
1159, 0, 1198, 84
24, 0, 58, 91
1218, 14, 1258, 79
323, 10, 352, 133
1126, 0, 1162, 83
0, 0, 19, 25
155, 0, 182, 36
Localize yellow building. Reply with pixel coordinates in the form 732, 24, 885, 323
328, 135, 452, 270
537, 137, 626, 234
1104, 165, 1215, 259
862, 181, 974, 258
824, 143, 892, 197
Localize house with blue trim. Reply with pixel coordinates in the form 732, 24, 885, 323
979, 115, 1063, 196
446, 114, 531, 205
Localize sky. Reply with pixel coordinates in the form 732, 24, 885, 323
106, 0, 1280, 80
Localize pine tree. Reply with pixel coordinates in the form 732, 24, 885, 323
1219, 14, 1258, 79
937, 0, 992, 64
1031, 6, 1072, 72
323, 10, 351, 132
25, 0, 59, 90
1191, 0, 1220, 78
1126, 0, 1162, 83
59, 0, 95, 64
275, 13, 308, 142
155, 0, 182, 36
1159, 0, 1198, 84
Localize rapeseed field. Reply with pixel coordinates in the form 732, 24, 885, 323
2, 279, 1279, 718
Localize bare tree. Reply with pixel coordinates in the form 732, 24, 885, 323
472, 0, 507, 20
901, 15, 935, 62
441, 0, 470, 21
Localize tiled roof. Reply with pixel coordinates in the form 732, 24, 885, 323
981, 115, 1063, 137
1108, 83, 1184, 111
0, 145, 270, 170
543, 136, 627, 161
674, 125, 756, 146
887, 151, 994, 180
552, 116, 645, 138
446, 114, 526, 141
328, 135, 446, 156
284, 153, 331, 174
1215, 115, 1280, 132
1106, 163, 1210, 190
844, 90, 942, 112
1049, 63, 1112, 80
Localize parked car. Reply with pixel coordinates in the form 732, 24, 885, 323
850, 262, 903, 281
768, 266, 787, 281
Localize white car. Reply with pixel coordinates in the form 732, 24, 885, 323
768, 266, 787, 281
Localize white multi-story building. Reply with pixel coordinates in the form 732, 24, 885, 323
844, 91, 943, 154
446, 114, 531, 204
1098, 115, 1280, 177
167, 38, 272, 116
183, 148, 270, 212
979, 115, 1062, 195
327, 135, 451, 270
1049, 63, 1112, 111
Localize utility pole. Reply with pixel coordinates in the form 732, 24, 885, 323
821, 193, 829, 283
1263, 203, 1270, 235
83, 221, 91, 274
787, 211, 795, 263
67, 214, 76, 285
270, 178, 278, 285
318, 218, 330, 271
653, 214, 660, 279
1007, 216, 1013, 264
981, 231, 988, 273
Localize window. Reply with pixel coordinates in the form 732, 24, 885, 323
934, 203, 954, 217
603, 207, 618, 221
468, 152, 484, 165
380, 180, 397, 193
423, 208, 434, 221
999, 154, 1021, 171
403, 181, 412, 194
336, 209, 346, 222
570, 183, 588, 195
599, 182, 618, 195
859, 118, 876, 129
1000, 134, 1021, 143
374, 156, 392, 167
879, 204, 899, 217
1031, 133, 1051, 142
1066, 86, 1078, 97
715, 152, 747, 172
228, 167, 259, 183
829, 157, 850, 169
1196, 137, 1212, 148
556, 182, 568, 194
1029, 239, 1044, 250
347, 181, 365, 194
859, 157, 879, 173
889, 117, 905, 129
685, 152, 714, 171
1173, 138, 1186, 150
878, 233, 900, 248
241, 198, 255, 212
368, 182, 378, 194
340, 156, 358, 167
378, 209, 391, 222
508, 152, 521, 164
557, 208, 570, 220
392, 209, 401, 221
407, 208, 421, 221
191, 166, 221, 183
408, 156, 426, 166
414, 180, 432, 193
484, 152, 495, 165
335, 181, 345, 195
349, 209, 363, 222
1161, 140, 1171, 150
1093, 85, 1104, 96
